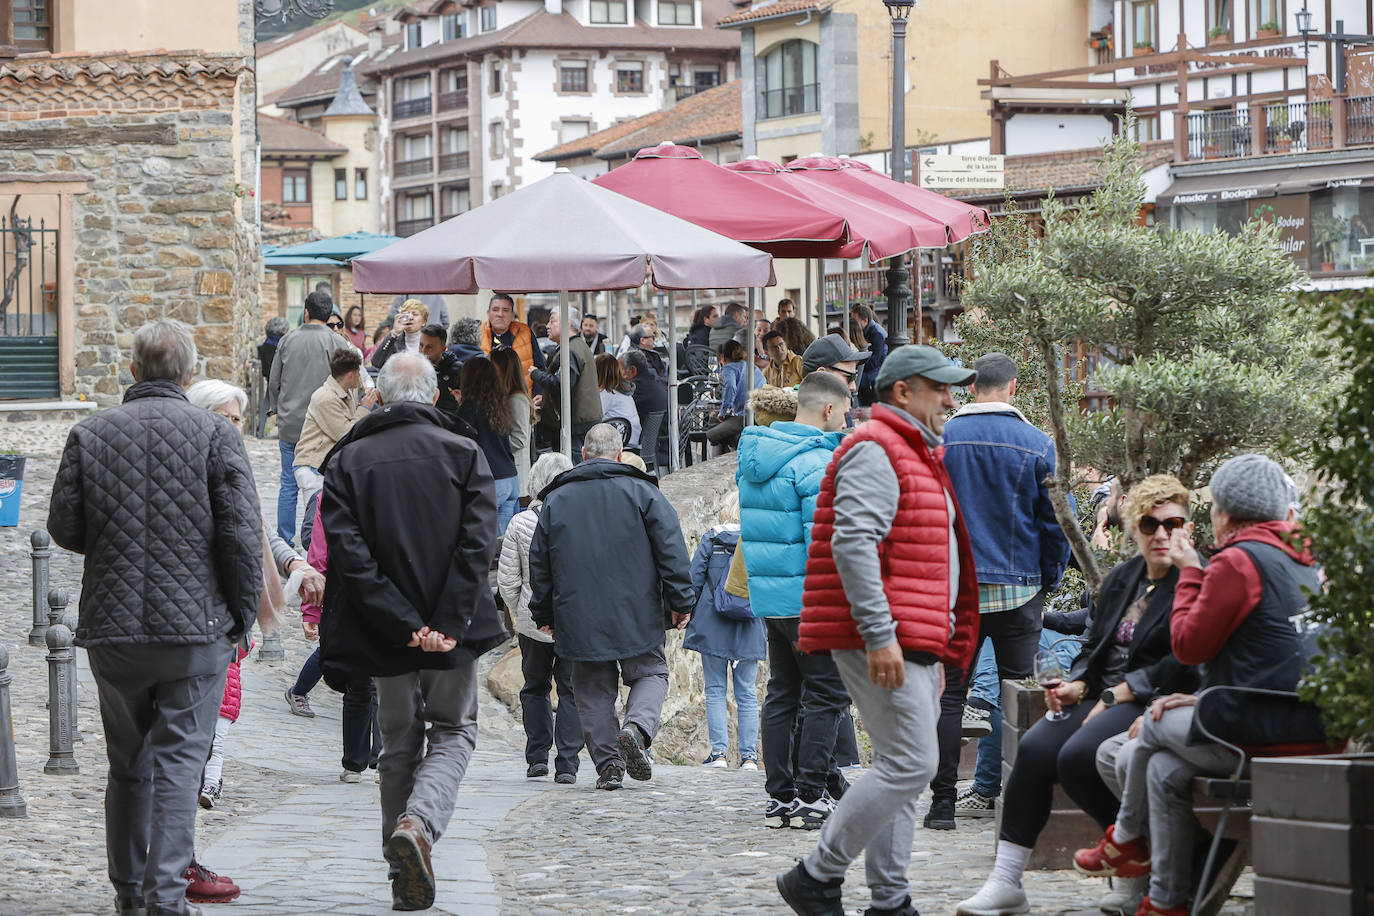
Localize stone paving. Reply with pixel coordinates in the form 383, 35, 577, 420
0, 417, 1254, 915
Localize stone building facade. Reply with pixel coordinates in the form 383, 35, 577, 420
0, 0, 260, 405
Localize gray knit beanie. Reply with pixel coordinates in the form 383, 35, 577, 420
1209, 454, 1290, 522
449, 317, 481, 347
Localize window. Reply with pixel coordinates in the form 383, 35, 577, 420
405, 21, 422, 49
758, 40, 819, 119
589, 0, 628, 24
489, 121, 505, 158
616, 60, 644, 94
442, 67, 468, 93
1208, 0, 1231, 38
282, 169, 310, 204
489, 61, 503, 94
560, 60, 589, 93
441, 12, 463, 40
445, 127, 470, 153
490, 182, 506, 199
395, 74, 430, 103
284, 274, 335, 326
1254, 0, 1283, 33
442, 185, 471, 217
400, 133, 432, 160
658, 0, 693, 25
693, 66, 721, 92
1132, 114, 1161, 141
560, 119, 591, 143
480, 4, 497, 31
355, 168, 368, 200
5, 0, 53, 50
334, 168, 347, 200
1131, 0, 1158, 49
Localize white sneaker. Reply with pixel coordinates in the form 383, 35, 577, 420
956, 876, 1031, 916
339, 770, 362, 783
701, 753, 728, 768
955, 787, 997, 818
1100, 875, 1148, 915
740, 757, 759, 771
962, 705, 994, 738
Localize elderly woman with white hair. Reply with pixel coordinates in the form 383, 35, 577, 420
497, 451, 583, 784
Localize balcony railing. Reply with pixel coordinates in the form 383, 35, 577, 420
1346, 95, 1374, 145
438, 90, 468, 113
1187, 98, 1346, 161
439, 151, 470, 173
1263, 101, 1332, 154
396, 217, 434, 237
393, 97, 432, 119
394, 157, 433, 178
1186, 108, 1252, 160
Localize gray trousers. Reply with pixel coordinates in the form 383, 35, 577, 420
1114, 706, 1236, 908
375, 660, 479, 859
1096, 730, 1133, 799
804, 650, 941, 911
88, 640, 232, 912
571, 645, 669, 774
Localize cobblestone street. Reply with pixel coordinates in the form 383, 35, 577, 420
0, 419, 1253, 915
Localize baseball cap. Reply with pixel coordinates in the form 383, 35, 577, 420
801, 333, 870, 373
874, 345, 976, 390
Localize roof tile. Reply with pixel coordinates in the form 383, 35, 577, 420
258, 112, 348, 154
717, 0, 833, 27
950, 140, 1174, 200
536, 80, 741, 161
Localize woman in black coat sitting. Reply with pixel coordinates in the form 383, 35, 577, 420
956, 475, 1200, 916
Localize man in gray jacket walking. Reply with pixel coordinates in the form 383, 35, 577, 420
48, 319, 264, 916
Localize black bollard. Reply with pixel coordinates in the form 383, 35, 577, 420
28, 531, 50, 647
46, 587, 68, 631
44, 624, 79, 775
0, 647, 27, 817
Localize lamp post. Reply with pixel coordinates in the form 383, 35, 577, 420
883, 0, 915, 348
1293, 13, 1372, 94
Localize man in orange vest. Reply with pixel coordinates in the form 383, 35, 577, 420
778, 345, 980, 916
479, 293, 546, 376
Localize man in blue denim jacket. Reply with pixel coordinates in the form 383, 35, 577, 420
925, 352, 1073, 829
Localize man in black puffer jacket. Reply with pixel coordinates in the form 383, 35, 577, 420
48, 319, 263, 916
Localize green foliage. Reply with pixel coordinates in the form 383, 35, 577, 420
1298, 291, 1374, 745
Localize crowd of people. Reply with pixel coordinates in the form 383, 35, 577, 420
46, 285, 1331, 916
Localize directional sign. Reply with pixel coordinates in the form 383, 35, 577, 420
917, 154, 1005, 190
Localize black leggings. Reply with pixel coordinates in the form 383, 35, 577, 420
998, 699, 1144, 848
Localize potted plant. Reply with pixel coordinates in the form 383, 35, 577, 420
0, 449, 23, 527
1133, 40, 1154, 55
1209, 24, 1230, 45
1312, 213, 1348, 271
1258, 19, 1281, 38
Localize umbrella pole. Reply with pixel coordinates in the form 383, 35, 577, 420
816, 259, 826, 338
744, 288, 756, 428
803, 259, 813, 335
560, 290, 572, 462
667, 289, 679, 474
842, 260, 851, 333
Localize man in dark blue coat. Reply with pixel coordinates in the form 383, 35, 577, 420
528, 423, 694, 790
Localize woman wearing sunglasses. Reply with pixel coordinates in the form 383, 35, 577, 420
958, 474, 1200, 916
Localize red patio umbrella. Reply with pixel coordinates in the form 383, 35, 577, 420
592, 143, 850, 257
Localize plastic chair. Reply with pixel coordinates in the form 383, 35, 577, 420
604, 416, 633, 447
685, 344, 715, 377
640, 410, 666, 476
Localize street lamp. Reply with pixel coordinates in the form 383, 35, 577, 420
882, 0, 915, 347
1295, 4, 1314, 55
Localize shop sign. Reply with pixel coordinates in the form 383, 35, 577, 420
1252, 195, 1310, 270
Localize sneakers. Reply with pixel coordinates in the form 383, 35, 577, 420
596, 765, 624, 790
616, 725, 653, 781
339, 770, 363, 784
283, 687, 315, 718
740, 756, 759, 771
702, 753, 728, 768
1132, 896, 1190, 916
923, 796, 956, 830
790, 794, 835, 830
954, 787, 996, 818
955, 876, 1030, 915
962, 705, 994, 739
526, 762, 550, 778
198, 780, 222, 810
1074, 825, 1151, 878
554, 772, 576, 785
1100, 875, 1149, 916
765, 796, 794, 829
865, 895, 921, 916
115, 895, 147, 916
184, 862, 241, 904
387, 816, 436, 912
777, 862, 844, 916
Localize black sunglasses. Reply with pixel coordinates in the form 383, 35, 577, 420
327, 321, 343, 329
824, 366, 858, 383
1138, 515, 1188, 536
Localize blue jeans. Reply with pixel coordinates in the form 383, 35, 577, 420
277, 440, 298, 544
969, 627, 1081, 798
495, 476, 520, 535
702, 655, 758, 759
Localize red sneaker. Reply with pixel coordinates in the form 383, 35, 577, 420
1133, 895, 1190, 916
1073, 825, 1151, 877
184, 862, 241, 903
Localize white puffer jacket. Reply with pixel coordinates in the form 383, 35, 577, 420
497, 503, 550, 642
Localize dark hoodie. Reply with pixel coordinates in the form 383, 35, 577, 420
527, 458, 693, 662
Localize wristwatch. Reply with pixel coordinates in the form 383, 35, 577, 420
1100, 688, 1118, 708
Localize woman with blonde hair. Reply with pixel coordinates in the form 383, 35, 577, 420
369, 298, 429, 369
957, 475, 1200, 916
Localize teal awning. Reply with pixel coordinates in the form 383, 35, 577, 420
266, 231, 403, 262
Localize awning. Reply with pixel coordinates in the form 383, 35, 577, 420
1159, 159, 1374, 205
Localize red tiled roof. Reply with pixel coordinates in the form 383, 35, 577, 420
717, 0, 833, 27
536, 80, 741, 161
258, 112, 348, 154
950, 140, 1174, 200
0, 49, 249, 83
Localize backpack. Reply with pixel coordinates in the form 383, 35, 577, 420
711, 538, 754, 621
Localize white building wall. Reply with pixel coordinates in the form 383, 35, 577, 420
1007, 114, 1113, 155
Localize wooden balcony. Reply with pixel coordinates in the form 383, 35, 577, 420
395, 217, 434, 237
394, 157, 433, 179
439, 151, 470, 173
438, 90, 468, 113
392, 97, 432, 120
1186, 97, 1368, 161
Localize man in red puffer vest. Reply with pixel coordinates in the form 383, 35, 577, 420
777, 346, 981, 916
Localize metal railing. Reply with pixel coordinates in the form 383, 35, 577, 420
1346, 95, 1374, 145
394, 157, 433, 178
395, 217, 435, 238
438, 151, 470, 173
392, 97, 432, 119
1186, 108, 1252, 160
1263, 100, 1332, 154
437, 90, 467, 113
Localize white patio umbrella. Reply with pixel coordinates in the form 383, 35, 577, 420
352, 169, 774, 461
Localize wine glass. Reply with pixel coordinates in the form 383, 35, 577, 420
1034, 649, 1069, 722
